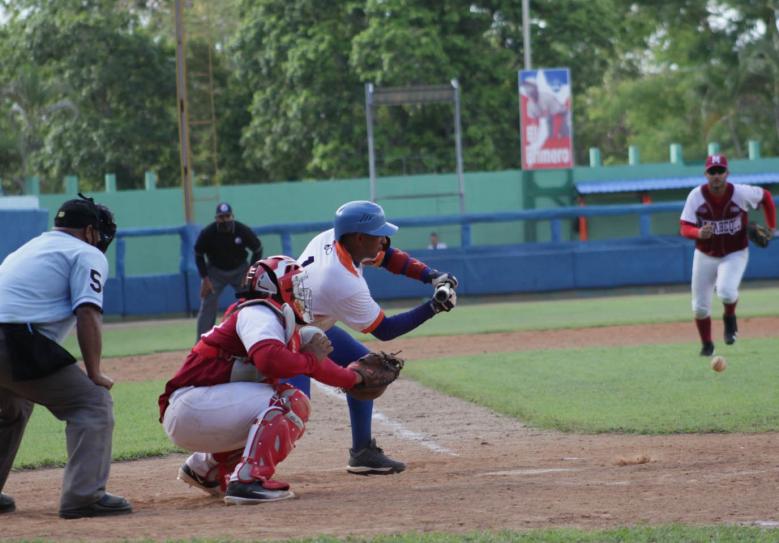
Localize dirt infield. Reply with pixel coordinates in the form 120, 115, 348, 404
3, 318, 779, 541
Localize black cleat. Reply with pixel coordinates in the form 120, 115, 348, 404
723, 314, 738, 345
700, 341, 715, 357
0, 493, 15, 514
223, 480, 294, 505
347, 439, 406, 475
59, 493, 132, 519
178, 463, 223, 496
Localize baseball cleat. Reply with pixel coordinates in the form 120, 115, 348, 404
0, 493, 15, 514
178, 463, 223, 496
223, 481, 295, 505
723, 314, 738, 345
699, 341, 715, 357
347, 438, 406, 475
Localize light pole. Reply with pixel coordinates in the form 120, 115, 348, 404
522, 0, 532, 70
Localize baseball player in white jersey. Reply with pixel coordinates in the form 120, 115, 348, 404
0, 194, 132, 518
680, 154, 776, 356
292, 200, 458, 475
160, 256, 366, 504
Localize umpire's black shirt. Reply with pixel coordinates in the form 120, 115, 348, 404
194, 221, 263, 277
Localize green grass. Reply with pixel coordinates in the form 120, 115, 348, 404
301, 527, 779, 542
13, 380, 178, 469
62, 286, 779, 359
16, 338, 779, 469
404, 337, 779, 433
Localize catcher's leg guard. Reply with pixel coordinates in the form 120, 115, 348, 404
232, 387, 310, 487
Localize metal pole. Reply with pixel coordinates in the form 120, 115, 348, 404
522, 0, 532, 69
174, 0, 194, 224
365, 83, 377, 202
452, 79, 466, 214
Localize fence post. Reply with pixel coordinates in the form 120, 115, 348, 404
105, 173, 117, 193
748, 140, 761, 160
281, 232, 293, 256
628, 145, 640, 165
115, 236, 127, 316
707, 142, 720, 155
179, 224, 200, 315
64, 175, 79, 195
24, 176, 40, 195
669, 144, 684, 164
461, 224, 472, 247
144, 171, 157, 191
589, 148, 602, 167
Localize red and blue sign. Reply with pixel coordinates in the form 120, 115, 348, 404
519, 68, 574, 170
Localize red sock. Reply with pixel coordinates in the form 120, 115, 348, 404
695, 317, 712, 343
723, 302, 737, 316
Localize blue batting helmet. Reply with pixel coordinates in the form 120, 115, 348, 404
333, 201, 398, 240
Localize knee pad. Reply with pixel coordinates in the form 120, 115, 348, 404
234, 390, 310, 483
273, 384, 311, 426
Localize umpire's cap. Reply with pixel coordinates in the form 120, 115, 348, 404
333, 200, 398, 240
55, 193, 116, 252
55, 194, 102, 229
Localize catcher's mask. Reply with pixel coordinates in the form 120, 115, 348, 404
239, 255, 313, 324
54, 193, 117, 253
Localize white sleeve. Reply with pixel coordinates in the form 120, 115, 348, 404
236, 305, 286, 352
70, 249, 108, 311
680, 189, 701, 224
331, 288, 383, 333
733, 184, 765, 210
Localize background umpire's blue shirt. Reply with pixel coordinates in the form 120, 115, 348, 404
0, 231, 107, 343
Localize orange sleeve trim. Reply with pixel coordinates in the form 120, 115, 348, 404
335, 241, 359, 277
361, 310, 385, 334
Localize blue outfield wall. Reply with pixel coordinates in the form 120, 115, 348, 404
0, 209, 49, 262
105, 237, 778, 318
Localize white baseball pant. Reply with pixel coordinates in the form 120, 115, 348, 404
691, 248, 748, 319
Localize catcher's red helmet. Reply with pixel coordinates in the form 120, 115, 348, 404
241, 255, 313, 324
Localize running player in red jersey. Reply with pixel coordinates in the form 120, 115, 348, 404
679, 154, 776, 356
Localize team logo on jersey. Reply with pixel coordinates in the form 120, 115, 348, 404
324, 243, 334, 255
701, 217, 742, 235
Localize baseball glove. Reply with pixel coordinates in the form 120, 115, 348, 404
345, 351, 405, 401
748, 222, 772, 248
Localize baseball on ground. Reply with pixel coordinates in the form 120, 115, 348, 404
710, 355, 727, 373
300, 325, 325, 346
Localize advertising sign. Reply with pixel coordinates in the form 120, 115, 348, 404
519, 68, 574, 170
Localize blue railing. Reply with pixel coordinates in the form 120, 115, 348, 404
114, 197, 779, 280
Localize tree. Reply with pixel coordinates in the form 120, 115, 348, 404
1, 0, 179, 189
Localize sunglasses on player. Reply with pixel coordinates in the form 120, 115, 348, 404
706, 166, 727, 175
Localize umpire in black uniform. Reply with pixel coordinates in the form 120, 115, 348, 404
194, 202, 262, 339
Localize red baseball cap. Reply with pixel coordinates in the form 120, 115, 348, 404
705, 154, 728, 171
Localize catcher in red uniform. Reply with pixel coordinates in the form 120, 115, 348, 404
158, 256, 400, 505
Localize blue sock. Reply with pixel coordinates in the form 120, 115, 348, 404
326, 326, 372, 450
284, 374, 311, 397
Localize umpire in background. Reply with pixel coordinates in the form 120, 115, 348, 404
194, 202, 262, 339
0, 194, 131, 519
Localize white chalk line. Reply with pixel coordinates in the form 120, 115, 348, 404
313, 381, 458, 456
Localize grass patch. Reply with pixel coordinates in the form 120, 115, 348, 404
404, 337, 779, 433
333, 526, 779, 542
12, 380, 178, 469
62, 287, 779, 359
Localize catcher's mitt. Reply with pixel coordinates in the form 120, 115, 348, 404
748, 222, 772, 248
345, 351, 405, 401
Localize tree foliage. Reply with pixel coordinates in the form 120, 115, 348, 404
0, 0, 778, 191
